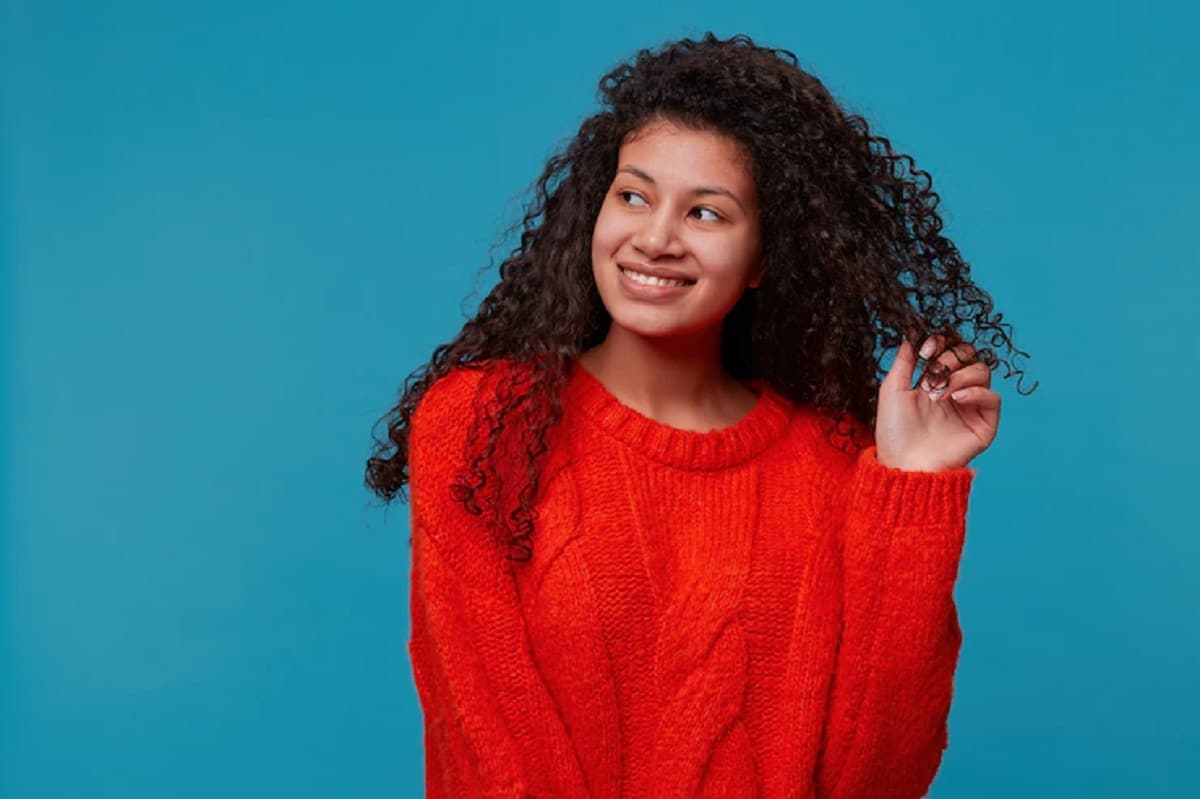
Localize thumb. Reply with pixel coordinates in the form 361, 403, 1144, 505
881, 333, 918, 393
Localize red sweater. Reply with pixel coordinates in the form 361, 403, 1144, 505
407, 358, 975, 798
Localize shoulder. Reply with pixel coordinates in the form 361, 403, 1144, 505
407, 361, 497, 501
407, 357, 565, 564
788, 404, 876, 490
407, 363, 517, 579
412, 361, 491, 427
409, 355, 578, 486
409, 358, 522, 443
409, 356, 545, 487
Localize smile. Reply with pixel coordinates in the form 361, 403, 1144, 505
618, 265, 696, 288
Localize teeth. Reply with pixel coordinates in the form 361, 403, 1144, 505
621, 266, 691, 288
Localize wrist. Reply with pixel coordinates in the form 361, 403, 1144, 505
872, 447, 963, 473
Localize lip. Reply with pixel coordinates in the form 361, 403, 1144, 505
619, 262, 696, 282
617, 263, 695, 300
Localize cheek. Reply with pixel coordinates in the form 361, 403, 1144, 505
590, 211, 627, 274
591, 209, 620, 253
699, 236, 758, 279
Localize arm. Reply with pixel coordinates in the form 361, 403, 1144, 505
815, 443, 974, 799
406, 367, 589, 798
409, 524, 521, 798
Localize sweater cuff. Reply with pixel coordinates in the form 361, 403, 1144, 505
848, 445, 975, 529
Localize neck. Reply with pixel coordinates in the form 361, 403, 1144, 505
577, 323, 753, 424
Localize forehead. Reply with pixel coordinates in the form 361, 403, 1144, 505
617, 121, 756, 200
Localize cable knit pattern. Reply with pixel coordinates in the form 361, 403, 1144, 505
407, 358, 975, 798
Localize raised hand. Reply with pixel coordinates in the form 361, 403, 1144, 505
873, 333, 1001, 472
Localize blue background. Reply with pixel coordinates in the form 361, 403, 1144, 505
3, 1, 1196, 796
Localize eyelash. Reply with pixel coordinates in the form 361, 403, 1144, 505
616, 190, 724, 223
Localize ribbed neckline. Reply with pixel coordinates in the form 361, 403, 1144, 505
563, 357, 796, 470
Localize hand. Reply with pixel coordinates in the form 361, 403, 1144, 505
873, 332, 1001, 472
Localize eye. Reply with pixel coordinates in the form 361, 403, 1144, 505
617, 190, 647, 206
692, 206, 723, 223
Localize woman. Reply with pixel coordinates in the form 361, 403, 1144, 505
366, 32, 1034, 798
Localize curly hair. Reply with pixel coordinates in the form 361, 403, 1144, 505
364, 31, 1036, 562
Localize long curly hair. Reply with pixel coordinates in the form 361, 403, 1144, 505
365, 31, 1036, 562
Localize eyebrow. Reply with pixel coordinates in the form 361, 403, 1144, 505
616, 165, 746, 213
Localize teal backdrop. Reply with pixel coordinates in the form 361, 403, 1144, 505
3, 1, 1196, 796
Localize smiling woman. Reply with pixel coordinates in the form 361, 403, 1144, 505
365, 31, 1036, 799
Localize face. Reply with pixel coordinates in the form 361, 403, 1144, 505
590, 119, 764, 340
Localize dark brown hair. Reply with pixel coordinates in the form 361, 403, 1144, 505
365, 32, 1036, 561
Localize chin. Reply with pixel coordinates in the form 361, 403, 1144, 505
607, 307, 712, 340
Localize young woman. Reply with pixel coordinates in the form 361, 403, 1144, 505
366, 32, 1034, 799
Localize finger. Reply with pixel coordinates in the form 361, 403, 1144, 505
917, 333, 944, 363
924, 361, 991, 397
947, 386, 1001, 413
933, 341, 977, 372
919, 340, 978, 391
882, 335, 919, 393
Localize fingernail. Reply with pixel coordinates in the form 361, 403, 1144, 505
919, 339, 936, 360
951, 389, 968, 400
929, 387, 946, 400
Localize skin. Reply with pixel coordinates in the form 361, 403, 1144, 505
874, 332, 1001, 472
579, 119, 1001, 470
578, 119, 766, 431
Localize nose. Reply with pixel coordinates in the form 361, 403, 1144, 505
631, 204, 686, 259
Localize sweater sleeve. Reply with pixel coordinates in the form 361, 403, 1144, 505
814, 443, 975, 799
406, 366, 590, 799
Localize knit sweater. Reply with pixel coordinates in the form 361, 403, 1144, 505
406, 357, 975, 799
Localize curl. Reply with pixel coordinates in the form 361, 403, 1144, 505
365, 31, 1038, 562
